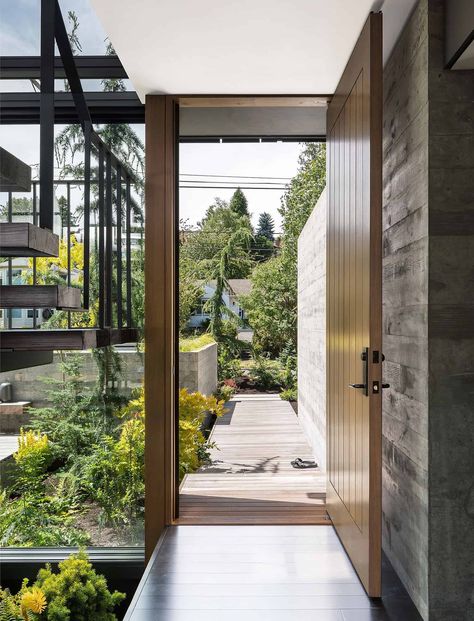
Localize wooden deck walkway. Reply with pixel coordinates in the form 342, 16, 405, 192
178, 395, 329, 525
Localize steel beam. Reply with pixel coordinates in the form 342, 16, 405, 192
0, 92, 144, 124
0, 55, 127, 79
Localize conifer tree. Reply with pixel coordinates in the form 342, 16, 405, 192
256, 212, 275, 241
229, 187, 249, 217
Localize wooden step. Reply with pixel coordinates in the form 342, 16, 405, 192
0, 328, 138, 351
0, 222, 59, 257
0, 285, 82, 310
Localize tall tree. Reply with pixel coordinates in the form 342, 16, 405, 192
229, 188, 249, 218
256, 212, 275, 241
181, 200, 254, 279
206, 228, 252, 339
243, 143, 326, 354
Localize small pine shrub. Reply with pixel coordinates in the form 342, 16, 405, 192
33, 551, 125, 621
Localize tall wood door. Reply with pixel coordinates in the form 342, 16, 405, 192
326, 12, 383, 597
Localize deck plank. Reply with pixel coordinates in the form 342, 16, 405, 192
178, 396, 329, 525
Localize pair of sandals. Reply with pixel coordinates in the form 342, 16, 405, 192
291, 457, 318, 469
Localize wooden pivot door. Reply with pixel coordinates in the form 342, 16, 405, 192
326, 12, 383, 596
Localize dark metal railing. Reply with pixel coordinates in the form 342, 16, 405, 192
11, 0, 143, 333
1, 173, 141, 331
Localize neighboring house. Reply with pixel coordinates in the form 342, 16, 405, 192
188, 278, 251, 328
0, 258, 80, 329
0, 258, 45, 329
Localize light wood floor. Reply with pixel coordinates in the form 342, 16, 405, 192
178, 395, 329, 525
124, 525, 422, 621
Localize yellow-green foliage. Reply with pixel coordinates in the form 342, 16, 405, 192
32, 551, 125, 620
14, 430, 53, 493
178, 388, 225, 479
0, 551, 124, 621
82, 392, 145, 528
179, 333, 215, 352
27, 235, 83, 284
0, 584, 47, 621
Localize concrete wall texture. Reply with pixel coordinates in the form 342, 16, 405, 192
0, 342, 218, 418
297, 189, 326, 469
382, 1, 474, 618
178, 342, 217, 396
0, 349, 144, 409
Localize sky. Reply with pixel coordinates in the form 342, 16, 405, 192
0, 0, 307, 230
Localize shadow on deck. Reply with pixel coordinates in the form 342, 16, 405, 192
178, 395, 329, 525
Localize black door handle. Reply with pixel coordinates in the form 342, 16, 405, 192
348, 347, 369, 396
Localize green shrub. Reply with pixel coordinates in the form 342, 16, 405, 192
13, 429, 53, 494
28, 357, 122, 466
280, 387, 297, 402
82, 390, 145, 533
0, 491, 89, 547
217, 347, 240, 382
251, 355, 283, 391
179, 333, 215, 352
179, 388, 225, 480
279, 344, 297, 385
32, 550, 125, 621
214, 381, 236, 402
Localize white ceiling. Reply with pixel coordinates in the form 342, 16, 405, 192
90, 0, 417, 102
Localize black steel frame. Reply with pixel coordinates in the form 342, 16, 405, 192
3, 177, 138, 330
0, 54, 128, 79
0, 92, 145, 125
26, 0, 141, 330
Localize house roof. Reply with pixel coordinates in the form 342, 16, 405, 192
227, 279, 252, 297
204, 279, 252, 297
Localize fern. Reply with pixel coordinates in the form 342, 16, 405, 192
0, 597, 21, 621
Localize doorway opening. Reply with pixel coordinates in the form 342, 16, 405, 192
175, 124, 329, 526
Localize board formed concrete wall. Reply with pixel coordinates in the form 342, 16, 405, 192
0, 349, 144, 408
178, 342, 217, 396
297, 188, 326, 468
383, 1, 474, 618
382, 0, 430, 616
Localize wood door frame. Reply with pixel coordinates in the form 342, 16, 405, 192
145, 95, 179, 561
326, 12, 383, 596
144, 93, 330, 559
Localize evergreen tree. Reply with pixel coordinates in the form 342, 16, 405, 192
229, 188, 249, 217
256, 212, 275, 241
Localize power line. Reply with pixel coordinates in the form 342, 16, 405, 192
180, 173, 292, 181
180, 179, 287, 186
179, 185, 286, 190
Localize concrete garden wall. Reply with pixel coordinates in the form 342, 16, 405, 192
297, 188, 326, 469
178, 342, 217, 396
0, 348, 144, 409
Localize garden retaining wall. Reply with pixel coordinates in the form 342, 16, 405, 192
178, 342, 217, 396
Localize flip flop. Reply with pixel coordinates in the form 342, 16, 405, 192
291, 457, 318, 469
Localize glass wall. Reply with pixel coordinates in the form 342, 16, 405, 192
0, 165, 145, 548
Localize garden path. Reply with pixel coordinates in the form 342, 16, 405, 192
178, 395, 329, 524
